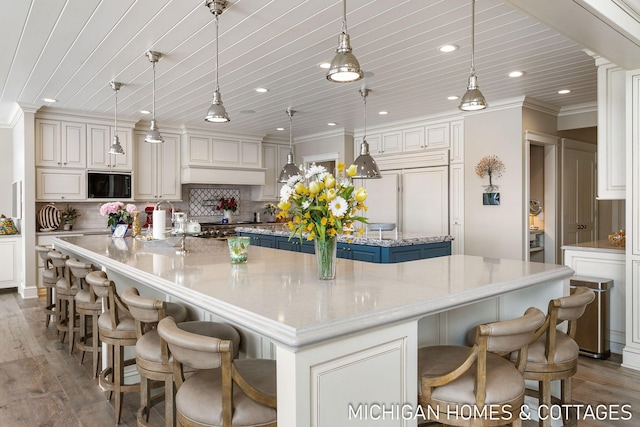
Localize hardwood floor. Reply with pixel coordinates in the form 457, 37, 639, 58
1, 287, 639, 426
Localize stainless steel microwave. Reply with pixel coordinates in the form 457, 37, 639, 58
87, 172, 132, 199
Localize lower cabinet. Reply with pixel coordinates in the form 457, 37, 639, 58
0, 237, 20, 289
238, 232, 451, 263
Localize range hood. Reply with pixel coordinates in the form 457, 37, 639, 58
181, 165, 267, 185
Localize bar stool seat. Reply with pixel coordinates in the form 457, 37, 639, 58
121, 287, 241, 427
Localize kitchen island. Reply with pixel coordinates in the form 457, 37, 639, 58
237, 226, 453, 263
54, 235, 573, 427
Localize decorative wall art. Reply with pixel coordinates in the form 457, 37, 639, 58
476, 155, 505, 205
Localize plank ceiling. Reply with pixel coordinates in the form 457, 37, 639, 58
0, 0, 599, 138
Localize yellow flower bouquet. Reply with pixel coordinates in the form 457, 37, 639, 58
277, 162, 368, 279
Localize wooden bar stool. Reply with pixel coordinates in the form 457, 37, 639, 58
522, 286, 595, 427
49, 250, 74, 346
122, 288, 242, 427
86, 270, 139, 425
158, 316, 276, 427
35, 245, 56, 327
73, 261, 102, 378
64, 258, 93, 355
418, 307, 545, 427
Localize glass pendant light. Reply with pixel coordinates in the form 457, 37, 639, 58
278, 108, 300, 183
205, 0, 230, 122
353, 89, 381, 179
108, 80, 125, 155
326, 0, 363, 83
144, 51, 164, 143
459, 0, 487, 111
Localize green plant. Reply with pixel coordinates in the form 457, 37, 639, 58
263, 203, 277, 216
60, 205, 79, 222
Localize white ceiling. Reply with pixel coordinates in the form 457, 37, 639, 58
0, 0, 601, 138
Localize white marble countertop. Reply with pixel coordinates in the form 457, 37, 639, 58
54, 235, 573, 350
36, 227, 112, 236
561, 239, 625, 254
236, 226, 453, 247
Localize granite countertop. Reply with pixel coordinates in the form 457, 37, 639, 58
236, 226, 453, 247
561, 239, 625, 254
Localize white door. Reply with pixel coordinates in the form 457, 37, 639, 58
562, 139, 597, 245
403, 166, 449, 235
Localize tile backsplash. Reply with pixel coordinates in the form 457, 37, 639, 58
36, 184, 276, 230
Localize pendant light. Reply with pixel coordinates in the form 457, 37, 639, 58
353, 89, 381, 179
204, 0, 230, 123
459, 0, 487, 111
326, 0, 363, 83
144, 51, 164, 143
108, 80, 125, 155
278, 108, 300, 183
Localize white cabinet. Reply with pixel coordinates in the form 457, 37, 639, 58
135, 132, 181, 201
450, 163, 464, 255
183, 134, 262, 168
450, 120, 464, 163
425, 123, 450, 150
87, 124, 133, 171
402, 127, 425, 151
597, 60, 626, 199
36, 169, 86, 201
35, 119, 86, 168
358, 131, 402, 156
403, 166, 449, 235
252, 143, 289, 201
0, 237, 20, 289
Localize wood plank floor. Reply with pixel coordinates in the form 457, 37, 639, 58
1, 288, 639, 426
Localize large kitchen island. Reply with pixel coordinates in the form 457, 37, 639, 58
54, 235, 574, 427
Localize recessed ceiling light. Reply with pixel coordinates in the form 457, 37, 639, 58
508, 71, 525, 78
42, 98, 57, 103
447, 95, 459, 100
558, 89, 571, 94
319, 62, 331, 69
439, 44, 459, 53
255, 88, 268, 93
276, 127, 285, 131
378, 111, 388, 115
327, 122, 337, 126
140, 110, 151, 115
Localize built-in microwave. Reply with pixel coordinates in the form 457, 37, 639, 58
87, 171, 132, 199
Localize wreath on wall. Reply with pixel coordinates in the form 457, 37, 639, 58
475, 155, 506, 193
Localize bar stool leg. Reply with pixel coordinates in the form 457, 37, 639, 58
68, 297, 76, 354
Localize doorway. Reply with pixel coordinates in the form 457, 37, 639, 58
524, 131, 559, 263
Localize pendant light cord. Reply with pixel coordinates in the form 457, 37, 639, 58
215, 13, 220, 92
362, 90, 368, 141
152, 60, 156, 121
470, 0, 476, 75
341, 0, 347, 34
289, 112, 293, 151
114, 87, 118, 134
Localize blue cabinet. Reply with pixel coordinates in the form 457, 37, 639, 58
238, 232, 451, 263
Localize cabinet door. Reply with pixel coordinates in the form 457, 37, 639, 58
350, 245, 380, 262
87, 124, 111, 169
212, 139, 240, 164
186, 136, 212, 165
382, 131, 402, 154
356, 170, 400, 226
36, 168, 86, 200
158, 133, 181, 200
241, 141, 260, 167
0, 238, 18, 288
61, 122, 86, 168
425, 123, 450, 149
358, 134, 381, 155
135, 133, 156, 200
402, 166, 449, 235
402, 127, 425, 151
561, 139, 596, 245
450, 163, 464, 255
36, 119, 61, 167
110, 128, 133, 170
450, 120, 464, 163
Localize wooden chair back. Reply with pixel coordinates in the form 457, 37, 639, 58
158, 316, 277, 426
85, 270, 132, 332
120, 287, 169, 363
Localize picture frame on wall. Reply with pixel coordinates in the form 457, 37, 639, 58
483, 192, 500, 205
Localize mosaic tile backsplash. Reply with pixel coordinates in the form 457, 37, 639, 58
189, 188, 240, 217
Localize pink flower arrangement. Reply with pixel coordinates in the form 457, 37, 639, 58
100, 202, 138, 227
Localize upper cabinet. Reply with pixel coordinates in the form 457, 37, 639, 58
252, 142, 289, 201
597, 59, 626, 199
87, 124, 133, 171
135, 132, 181, 201
35, 119, 86, 168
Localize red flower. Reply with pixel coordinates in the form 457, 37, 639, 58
217, 197, 238, 212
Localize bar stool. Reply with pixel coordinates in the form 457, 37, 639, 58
522, 286, 595, 427
418, 307, 545, 427
63, 258, 93, 355
85, 270, 139, 425
35, 245, 56, 327
121, 288, 242, 427
158, 316, 276, 427
73, 261, 102, 378
49, 250, 74, 346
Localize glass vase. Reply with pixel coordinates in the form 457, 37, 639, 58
314, 236, 337, 280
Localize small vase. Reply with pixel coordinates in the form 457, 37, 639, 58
223, 209, 232, 224
314, 236, 337, 280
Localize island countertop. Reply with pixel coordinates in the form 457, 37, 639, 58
561, 239, 625, 254
236, 226, 453, 247
54, 235, 573, 350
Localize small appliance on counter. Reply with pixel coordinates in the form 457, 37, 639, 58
366, 223, 398, 240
